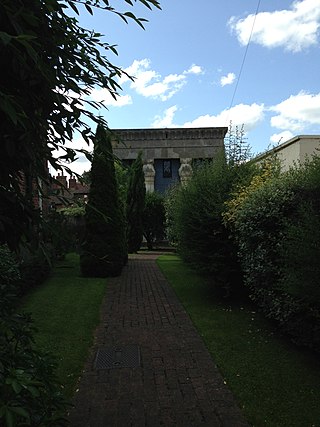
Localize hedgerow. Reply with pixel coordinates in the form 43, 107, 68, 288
0, 245, 68, 427
167, 150, 254, 296
229, 156, 320, 351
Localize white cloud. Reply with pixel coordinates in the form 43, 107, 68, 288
119, 59, 202, 101
220, 72, 236, 87
270, 130, 294, 144
184, 64, 203, 75
89, 88, 132, 107
270, 91, 320, 131
183, 103, 265, 131
152, 106, 178, 127
150, 103, 264, 133
229, 0, 320, 52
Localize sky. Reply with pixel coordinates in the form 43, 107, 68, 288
66, 0, 320, 175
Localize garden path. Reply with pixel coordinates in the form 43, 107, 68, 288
68, 252, 249, 426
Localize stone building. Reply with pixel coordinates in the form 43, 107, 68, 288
112, 127, 228, 193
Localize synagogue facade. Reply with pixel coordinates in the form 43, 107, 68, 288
112, 127, 228, 193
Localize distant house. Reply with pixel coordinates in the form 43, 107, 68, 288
255, 135, 320, 171
111, 127, 228, 193
49, 173, 89, 211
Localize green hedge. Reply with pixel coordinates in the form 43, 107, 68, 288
18, 251, 50, 295
0, 245, 68, 427
167, 152, 254, 296
233, 157, 320, 351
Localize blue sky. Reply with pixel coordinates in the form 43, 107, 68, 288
68, 0, 320, 174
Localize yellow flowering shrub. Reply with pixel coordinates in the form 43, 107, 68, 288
223, 156, 280, 227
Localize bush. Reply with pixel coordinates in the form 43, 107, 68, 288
142, 192, 166, 250
0, 245, 21, 310
0, 245, 68, 427
19, 251, 51, 295
231, 156, 320, 351
42, 211, 70, 260
126, 153, 146, 253
167, 151, 253, 296
80, 125, 127, 277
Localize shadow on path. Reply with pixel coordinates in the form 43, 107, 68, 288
68, 253, 249, 426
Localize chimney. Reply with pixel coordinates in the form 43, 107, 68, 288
69, 176, 77, 190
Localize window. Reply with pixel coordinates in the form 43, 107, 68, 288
163, 160, 172, 178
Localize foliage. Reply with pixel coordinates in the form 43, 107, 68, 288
142, 191, 166, 250
167, 151, 253, 296
157, 254, 320, 427
80, 125, 127, 277
231, 156, 320, 351
80, 171, 91, 186
280, 200, 320, 303
0, 0, 160, 250
41, 211, 70, 260
126, 153, 146, 253
224, 122, 251, 165
223, 155, 280, 228
60, 201, 86, 218
0, 245, 68, 427
115, 161, 129, 214
19, 251, 51, 296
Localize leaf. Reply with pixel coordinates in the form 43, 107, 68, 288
68, 1, 79, 15
15, 34, 37, 42
5, 410, 14, 427
85, 3, 93, 15
11, 380, 23, 394
9, 407, 30, 421
0, 97, 18, 125
0, 31, 12, 45
27, 385, 40, 397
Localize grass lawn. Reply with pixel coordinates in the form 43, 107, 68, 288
20, 253, 106, 398
157, 254, 320, 427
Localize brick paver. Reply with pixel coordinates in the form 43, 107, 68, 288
68, 253, 249, 426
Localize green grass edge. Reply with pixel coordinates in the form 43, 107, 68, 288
20, 253, 107, 398
157, 254, 320, 427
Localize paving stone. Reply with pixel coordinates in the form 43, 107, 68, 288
68, 253, 249, 426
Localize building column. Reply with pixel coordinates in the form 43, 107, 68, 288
143, 159, 155, 192
179, 158, 193, 186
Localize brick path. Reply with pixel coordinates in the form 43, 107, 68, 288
68, 253, 249, 426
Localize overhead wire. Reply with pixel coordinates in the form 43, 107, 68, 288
226, 0, 262, 125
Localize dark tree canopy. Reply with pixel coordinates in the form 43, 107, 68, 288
80, 124, 127, 277
0, 0, 160, 249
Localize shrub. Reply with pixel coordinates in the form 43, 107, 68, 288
0, 245, 21, 310
42, 211, 70, 259
19, 251, 51, 295
80, 125, 127, 277
126, 153, 146, 253
167, 151, 253, 296
142, 192, 166, 250
0, 245, 68, 427
232, 156, 320, 351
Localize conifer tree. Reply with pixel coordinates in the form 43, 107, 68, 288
80, 125, 127, 277
126, 153, 146, 253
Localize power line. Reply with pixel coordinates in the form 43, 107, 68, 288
226, 0, 262, 124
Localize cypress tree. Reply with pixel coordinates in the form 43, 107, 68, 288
80, 125, 127, 277
126, 152, 146, 253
